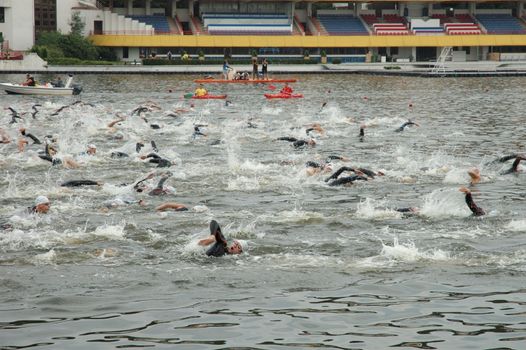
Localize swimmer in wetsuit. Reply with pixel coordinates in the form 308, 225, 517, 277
148, 172, 172, 196
199, 220, 243, 257
324, 166, 368, 186
501, 155, 526, 174
395, 120, 419, 132
277, 137, 316, 148
359, 124, 365, 142
459, 187, 485, 217
141, 153, 172, 168
61, 180, 101, 187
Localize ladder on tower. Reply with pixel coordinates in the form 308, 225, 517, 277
431, 46, 452, 76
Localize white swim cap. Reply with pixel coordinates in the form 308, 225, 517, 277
88, 144, 96, 149
35, 195, 50, 206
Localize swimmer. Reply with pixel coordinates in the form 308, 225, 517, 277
61, 180, 101, 187
325, 166, 381, 183
459, 187, 485, 217
0, 128, 11, 143
501, 155, 526, 174
395, 120, 419, 132
111, 151, 129, 158
7, 107, 23, 124
140, 153, 172, 168
395, 207, 419, 214
277, 137, 316, 148
148, 172, 172, 196
31, 104, 42, 119
199, 220, 243, 257
85, 144, 97, 155
305, 123, 325, 136
192, 125, 207, 139
305, 161, 333, 176
155, 202, 188, 211
28, 195, 51, 214
359, 124, 365, 141
468, 168, 481, 185
327, 175, 368, 187
19, 127, 41, 144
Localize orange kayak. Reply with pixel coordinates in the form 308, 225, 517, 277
191, 94, 227, 99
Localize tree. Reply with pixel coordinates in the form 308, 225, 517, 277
70, 12, 85, 36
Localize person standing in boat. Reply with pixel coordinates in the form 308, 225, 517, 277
222, 59, 231, 80
252, 56, 259, 80
262, 58, 269, 80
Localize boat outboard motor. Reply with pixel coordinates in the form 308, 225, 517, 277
72, 85, 82, 95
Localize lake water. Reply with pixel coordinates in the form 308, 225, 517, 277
0, 73, 525, 350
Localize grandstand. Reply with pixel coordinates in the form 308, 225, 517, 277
3, 0, 526, 63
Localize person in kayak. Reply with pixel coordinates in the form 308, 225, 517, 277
194, 84, 208, 97
280, 83, 294, 95
199, 220, 243, 257
459, 187, 485, 216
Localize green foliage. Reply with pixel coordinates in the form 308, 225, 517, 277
303, 49, 310, 57
70, 12, 85, 36
0, 32, 3, 44
251, 49, 258, 57
383, 65, 401, 70
320, 50, 327, 57
33, 29, 118, 64
46, 57, 121, 65
331, 58, 341, 64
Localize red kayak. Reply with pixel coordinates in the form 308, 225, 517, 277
191, 94, 227, 100
264, 93, 303, 99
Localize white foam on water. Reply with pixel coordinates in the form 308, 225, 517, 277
355, 198, 403, 220
505, 220, 526, 232
356, 237, 450, 268
32, 249, 57, 265
419, 188, 471, 218
226, 175, 261, 191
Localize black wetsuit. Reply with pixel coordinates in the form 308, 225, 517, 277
328, 175, 368, 187
144, 153, 171, 168
61, 180, 99, 187
111, 151, 129, 158
464, 192, 485, 216
277, 137, 311, 149
21, 130, 41, 144
325, 166, 355, 182
395, 121, 418, 132
148, 176, 170, 196
501, 157, 525, 174
306, 161, 323, 169
206, 220, 229, 257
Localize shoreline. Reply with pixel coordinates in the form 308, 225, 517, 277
1, 61, 526, 77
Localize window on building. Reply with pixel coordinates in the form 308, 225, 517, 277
123, 47, 129, 59
0, 8, 5, 23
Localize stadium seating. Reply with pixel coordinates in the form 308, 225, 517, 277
317, 15, 368, 35
203, 13, 292, 35
128, 15, 171, 33
475, 14, 526, 34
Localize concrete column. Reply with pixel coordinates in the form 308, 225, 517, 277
189, 0, 194, 17
399, 3, 405, 17
428, 3, 432, 16
354, 3, 358, 17
411, 47, 417, 62
172, 0, 177, 17
469, 2, 476, 16
127, 0, 133, 16
307, 3, 312, 17
146, 0, 151, 15
518, 2, 524, 17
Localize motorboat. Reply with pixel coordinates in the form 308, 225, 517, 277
0, 75, 82, 95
